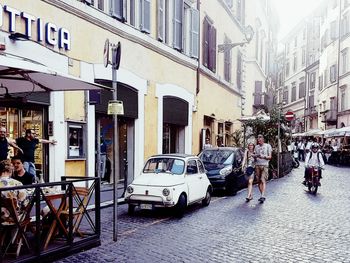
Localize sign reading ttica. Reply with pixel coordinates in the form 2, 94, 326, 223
0, 4, 71, 50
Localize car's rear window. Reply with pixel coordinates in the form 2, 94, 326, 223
143, 158, 185, 175
199, 150, 234, 165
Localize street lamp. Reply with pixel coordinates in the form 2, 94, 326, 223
218, 25, 254, 53
277, 101, 286, 178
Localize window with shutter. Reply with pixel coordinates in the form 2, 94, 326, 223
299, 81, 305, 98
283, 86, 289, 104
309, 95, 314, 108
209, 26, 217, 72
330, 64, 337, 83
130, 0, 136, 26
311, 73, 315, 90
254, 81, 262, 105
110, 0, 125, 21
174, 0, 184, 51
291, 84, 296, 102
158, 0, 165, 41
203, 18, 209, 67
319, 75, 323, 91
190, 8, 199, 59
140, 0, 151, 33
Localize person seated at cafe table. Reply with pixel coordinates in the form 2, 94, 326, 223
11, 155, 36, 185
0, 159, 29, 222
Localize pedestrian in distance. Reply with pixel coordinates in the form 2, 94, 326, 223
297, 139, 305, 161
254, 134, 272, 203
0, 127, 23, 161
203, 138, 212, 149
11, 155, 36, 185
242, 142, 256, 202
16, 129, 57, 176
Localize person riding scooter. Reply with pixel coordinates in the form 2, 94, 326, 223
302, 143, 325, 186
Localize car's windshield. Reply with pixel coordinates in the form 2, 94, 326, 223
143, 157, 185, 175
199, 150, 234, 165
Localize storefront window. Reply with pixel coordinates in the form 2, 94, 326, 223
68, 123, 85, 158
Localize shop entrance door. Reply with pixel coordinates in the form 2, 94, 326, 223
118, 118, 134, 196
96, 115, 134, 196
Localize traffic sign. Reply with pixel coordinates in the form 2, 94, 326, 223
285, 111, 294, 121
103, 39, 109, 68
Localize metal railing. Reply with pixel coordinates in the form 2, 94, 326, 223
0, 177, 100, 263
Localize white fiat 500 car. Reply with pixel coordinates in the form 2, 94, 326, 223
124, 154, 212, 217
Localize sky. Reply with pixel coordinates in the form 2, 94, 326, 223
272, 0, 323, 41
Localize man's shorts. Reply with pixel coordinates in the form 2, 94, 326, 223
255, 165, 269, 182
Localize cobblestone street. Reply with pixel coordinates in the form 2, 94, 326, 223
57, 164, 350, 263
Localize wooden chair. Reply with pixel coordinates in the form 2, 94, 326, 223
61, 186, 94, 238
0, 197, 31, 258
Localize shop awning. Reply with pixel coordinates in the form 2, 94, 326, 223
0, 54, 109, 94
305, 129, 323, 136
326, 126, 350, 137
319, 128, 336, 138
292, 132, 306, 137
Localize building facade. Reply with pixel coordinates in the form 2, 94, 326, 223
279, 0, 350, 135
0, 0, 278, 191
244, 0, 278, 117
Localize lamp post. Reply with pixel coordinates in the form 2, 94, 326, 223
104, 39, 122, 242
218, 25, 254, 53
277, 102, 286, 178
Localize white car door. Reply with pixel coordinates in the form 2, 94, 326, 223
185, 159, 203, 202
197, 159, 209, 197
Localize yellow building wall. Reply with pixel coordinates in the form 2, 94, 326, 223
4, 1, 197, 161
65, 160, 86, 177
192, 0, 245, 153
64, 91, 85, 121
144, 81, 158, 159
194, 75, 241, 153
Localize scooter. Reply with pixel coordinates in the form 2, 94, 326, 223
306, 165, 321, 195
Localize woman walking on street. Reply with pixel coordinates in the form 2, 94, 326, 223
242, 142, 256, 202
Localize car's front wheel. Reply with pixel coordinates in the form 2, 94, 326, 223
202, 188, 211, 206
175, 194, 187, 218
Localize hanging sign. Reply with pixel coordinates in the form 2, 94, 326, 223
107, 100, 124, 115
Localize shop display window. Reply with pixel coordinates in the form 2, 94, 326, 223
68, 123, 85, 158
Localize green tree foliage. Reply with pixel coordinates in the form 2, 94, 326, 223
230, 129, 244, 147
241, 106, 289, 150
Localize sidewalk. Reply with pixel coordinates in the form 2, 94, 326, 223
87, 182, 125, 211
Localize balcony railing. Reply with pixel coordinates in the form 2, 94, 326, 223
0, 177, 101, 262
321, 109, 337, 123
305, 106, 317, 117
253, 93, 268, 108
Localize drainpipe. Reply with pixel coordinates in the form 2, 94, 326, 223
304, 19, 309, 133
196, 0, 201, 95
336, 0, 342, 129
196, 0, 202, 150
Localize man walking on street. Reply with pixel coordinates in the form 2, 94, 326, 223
16, 129, 56, 176
254, 134, 272, 203
0, 127, 23, 161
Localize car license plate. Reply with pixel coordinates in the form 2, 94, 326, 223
140, 204, 152, 210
